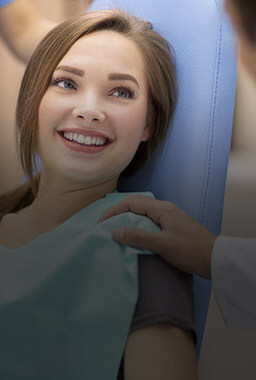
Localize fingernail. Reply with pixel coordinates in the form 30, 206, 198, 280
112, 228, 124, 242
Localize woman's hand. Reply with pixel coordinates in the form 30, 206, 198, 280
98, 194, 217, 279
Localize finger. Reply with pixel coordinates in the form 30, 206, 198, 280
97, 198, 134, 223
97, 195, 148, 223
98, 194, 166, 224
112, 226, 167, 255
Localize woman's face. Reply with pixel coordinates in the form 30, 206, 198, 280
37, 30, 149, 188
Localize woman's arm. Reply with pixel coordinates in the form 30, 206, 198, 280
0, 0, 56, 63
124, 323, 197, 380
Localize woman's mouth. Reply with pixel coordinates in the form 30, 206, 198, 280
58, 131, 112, 154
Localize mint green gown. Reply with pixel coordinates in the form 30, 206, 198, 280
0, 192, 158, 379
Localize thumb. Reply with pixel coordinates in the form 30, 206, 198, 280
112, 227, 164, 253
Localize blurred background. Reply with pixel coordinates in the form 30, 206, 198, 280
199, 61, 256, 379
1, 1, 256, 378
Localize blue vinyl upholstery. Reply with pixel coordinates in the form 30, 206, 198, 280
89, 0, 237, 358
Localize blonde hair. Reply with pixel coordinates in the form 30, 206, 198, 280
1, 9, 177, 219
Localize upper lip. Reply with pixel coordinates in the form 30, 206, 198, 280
58, 128, 114, 142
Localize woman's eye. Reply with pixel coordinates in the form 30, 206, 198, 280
112, 87, 135, 99
54, 78, 76, 90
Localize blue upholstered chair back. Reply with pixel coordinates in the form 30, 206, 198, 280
89, 0, 237, 357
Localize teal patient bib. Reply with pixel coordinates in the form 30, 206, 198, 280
0, 192, 159, 380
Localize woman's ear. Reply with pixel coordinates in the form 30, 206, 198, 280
141, 124, 149, 142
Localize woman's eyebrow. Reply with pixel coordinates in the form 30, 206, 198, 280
54, 66, 140, 88
108, 73, 140, 88
55, 65, 85, 76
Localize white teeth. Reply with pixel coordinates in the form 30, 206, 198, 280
85, 136, 92, 145
78, 135, 85, 144
62, 132, 107, 146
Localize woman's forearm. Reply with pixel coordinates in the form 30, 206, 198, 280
124, 323, 197, 380
0, 0, 56, 63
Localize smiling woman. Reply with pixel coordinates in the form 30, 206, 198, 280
0, 9, 196, 380
37, 29, 149, 188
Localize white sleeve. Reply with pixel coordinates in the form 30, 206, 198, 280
211, 235, 256, 328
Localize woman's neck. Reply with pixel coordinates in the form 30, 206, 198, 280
0, 174, 117, 249
18, 175, 117, 231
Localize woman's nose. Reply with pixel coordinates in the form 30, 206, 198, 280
72, 102, 105, 123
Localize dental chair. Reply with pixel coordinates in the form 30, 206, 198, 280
89, 0, 237, 358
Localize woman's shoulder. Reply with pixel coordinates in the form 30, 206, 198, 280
59, 191, 159, 244
106, 190, 154, 200
105, 191, 155, 207
0, 213, 33, 249
99, 191, 159, 232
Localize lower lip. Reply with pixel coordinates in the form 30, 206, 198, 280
58, 132, 112, 154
